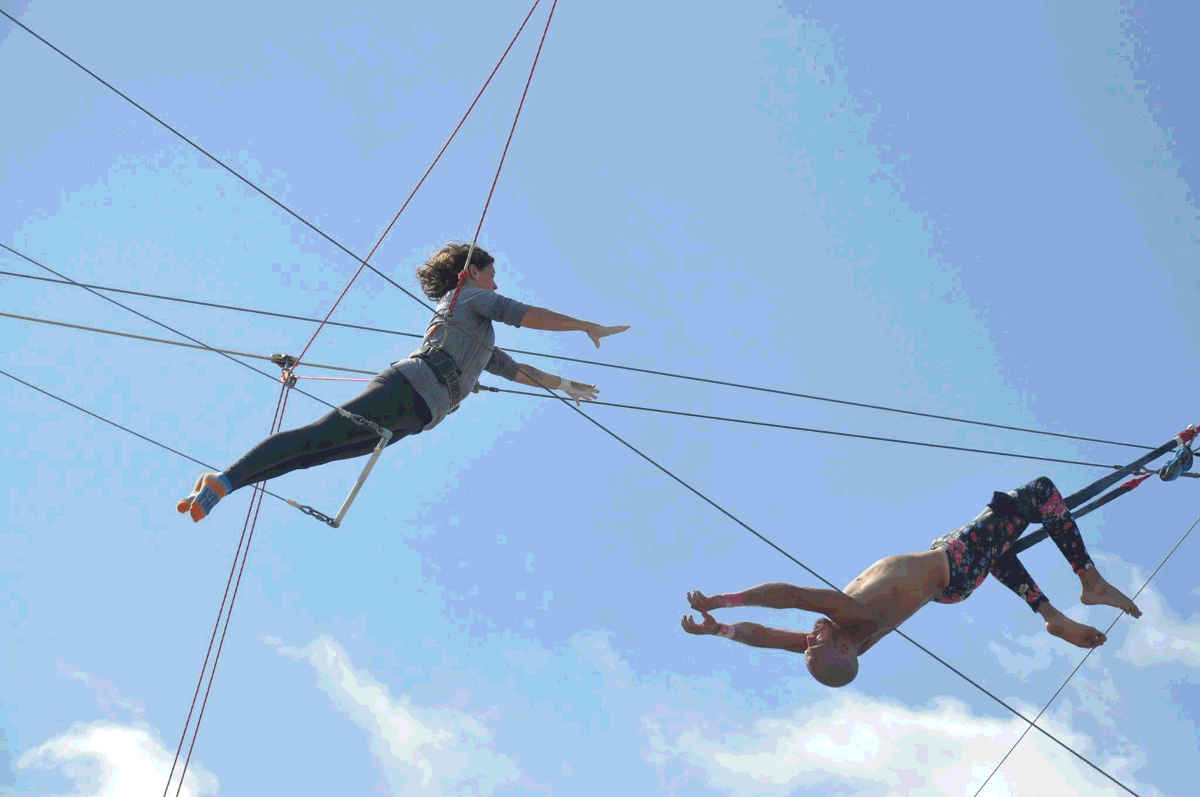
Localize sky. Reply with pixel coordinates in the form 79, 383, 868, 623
2, 1, 1198, 795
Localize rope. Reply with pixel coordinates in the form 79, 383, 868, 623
0, 261, 1156, 452
0, 366, 1146, 793
0, 244, 389, 439
444, 0, 557, 323
8, 309, 1183, 475
0, 7, 509, 336
0, 10, 1170, 791
972, 510, 1200, 796
162, 383, 286, 797
288, 0, 545, 371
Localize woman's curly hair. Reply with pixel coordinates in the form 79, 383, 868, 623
416, 243, 495, 299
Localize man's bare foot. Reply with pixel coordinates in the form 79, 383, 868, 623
1081, 577, 1142, 618
1045, 614, 1107, 648
687, 590, 717, 612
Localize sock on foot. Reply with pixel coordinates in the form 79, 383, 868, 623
177, 473, 233, 522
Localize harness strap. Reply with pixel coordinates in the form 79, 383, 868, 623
414, 347, 464, 405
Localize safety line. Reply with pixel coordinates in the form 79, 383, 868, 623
444, 0, 557, 324
972, 511, 1199, 796
170, 388, 283, 797
0, 369, 1138, 791
0, 310, 365, 375
0, 10, 1156, 790
0, 243, 381, 428
0, 8, 498, 345
162, 384, 286, 797
6, 309, 1172, 474
0, 262, 1156, 452
0, 367, 291, 507
0, 1, 1158, 457
288, 0, 544, 371
459, 382, 1143, 791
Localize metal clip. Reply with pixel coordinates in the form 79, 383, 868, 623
286, 498, 339, 528
271, 353, 299, 388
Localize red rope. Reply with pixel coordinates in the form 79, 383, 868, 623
447, 0, 559, 320
167, 8, 559, 788
291, 0, 544, 369
164, 383, 289, 796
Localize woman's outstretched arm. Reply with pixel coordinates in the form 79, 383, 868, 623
512, 362, 598, 404
519, 306, 629, 348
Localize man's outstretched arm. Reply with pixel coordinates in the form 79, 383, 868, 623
689, 584, 873, 625
681, 611, 810, 652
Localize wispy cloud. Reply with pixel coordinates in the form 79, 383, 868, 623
57, 663, 146, 716
987, 631, 1064, 679
15, 721, 217, 797
645, 690, 1156, 796
268, 635, 520, 796
1117, 579, 1200, 671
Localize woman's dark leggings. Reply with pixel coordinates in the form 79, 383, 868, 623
223, 365, 432, 491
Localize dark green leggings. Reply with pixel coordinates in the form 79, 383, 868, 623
224, 365, 432, 491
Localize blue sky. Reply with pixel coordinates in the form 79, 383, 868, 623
2, 1, 1198, 795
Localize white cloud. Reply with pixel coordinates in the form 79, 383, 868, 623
15, 721, 217, 797
986, 631, 1063, 679
645, 692, 1155, 796
57, 664, 146, 716
269, 635, 520, 796
1118, 580, 1200, 671
1076, 553, 1200, 673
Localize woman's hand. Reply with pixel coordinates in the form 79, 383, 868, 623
560, 379, 598, 405
585, 324, 630, 348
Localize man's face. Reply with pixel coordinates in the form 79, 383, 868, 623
807, 617, 836, 650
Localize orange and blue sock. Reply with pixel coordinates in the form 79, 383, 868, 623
176, 472, 233, 522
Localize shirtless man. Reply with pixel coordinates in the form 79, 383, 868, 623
682, 476, 1142, 687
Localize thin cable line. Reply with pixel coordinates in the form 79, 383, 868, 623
972, 512, 1200, 796
0, 0, 1156, 455
0, 11, 1153, 790
161, 386, 286, 797
288, 0, 543, 370
5, 309, 1166, 474
0, 369, 1139, 792
171, 388, 283, 797
0, 366, 292, 507
0, 244, 368, 420
517, 374, 1141, 794
0, 311, 370, 374
0, 263, 1154, 452
0, 8, 466, 332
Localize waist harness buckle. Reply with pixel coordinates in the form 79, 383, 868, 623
415, 348, 463, 405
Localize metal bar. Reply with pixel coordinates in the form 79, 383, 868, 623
330, 430, 393, 528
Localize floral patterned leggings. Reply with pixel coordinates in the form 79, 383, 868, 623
929, 477, 1095, 612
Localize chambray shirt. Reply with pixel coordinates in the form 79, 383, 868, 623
393, 284, 529, 430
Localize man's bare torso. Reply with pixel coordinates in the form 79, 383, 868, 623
839, 550, 951, 654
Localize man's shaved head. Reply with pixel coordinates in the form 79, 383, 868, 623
805, 618, 859, 688
805, 643, 859, 687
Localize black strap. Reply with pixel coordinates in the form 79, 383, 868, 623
414, 348, 463, 405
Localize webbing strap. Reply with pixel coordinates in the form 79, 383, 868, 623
1010, 425, 1196, 556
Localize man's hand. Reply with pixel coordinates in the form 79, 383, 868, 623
586, 324, 630, 348
687, 590, 718, 613
681, 610, 720, 635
